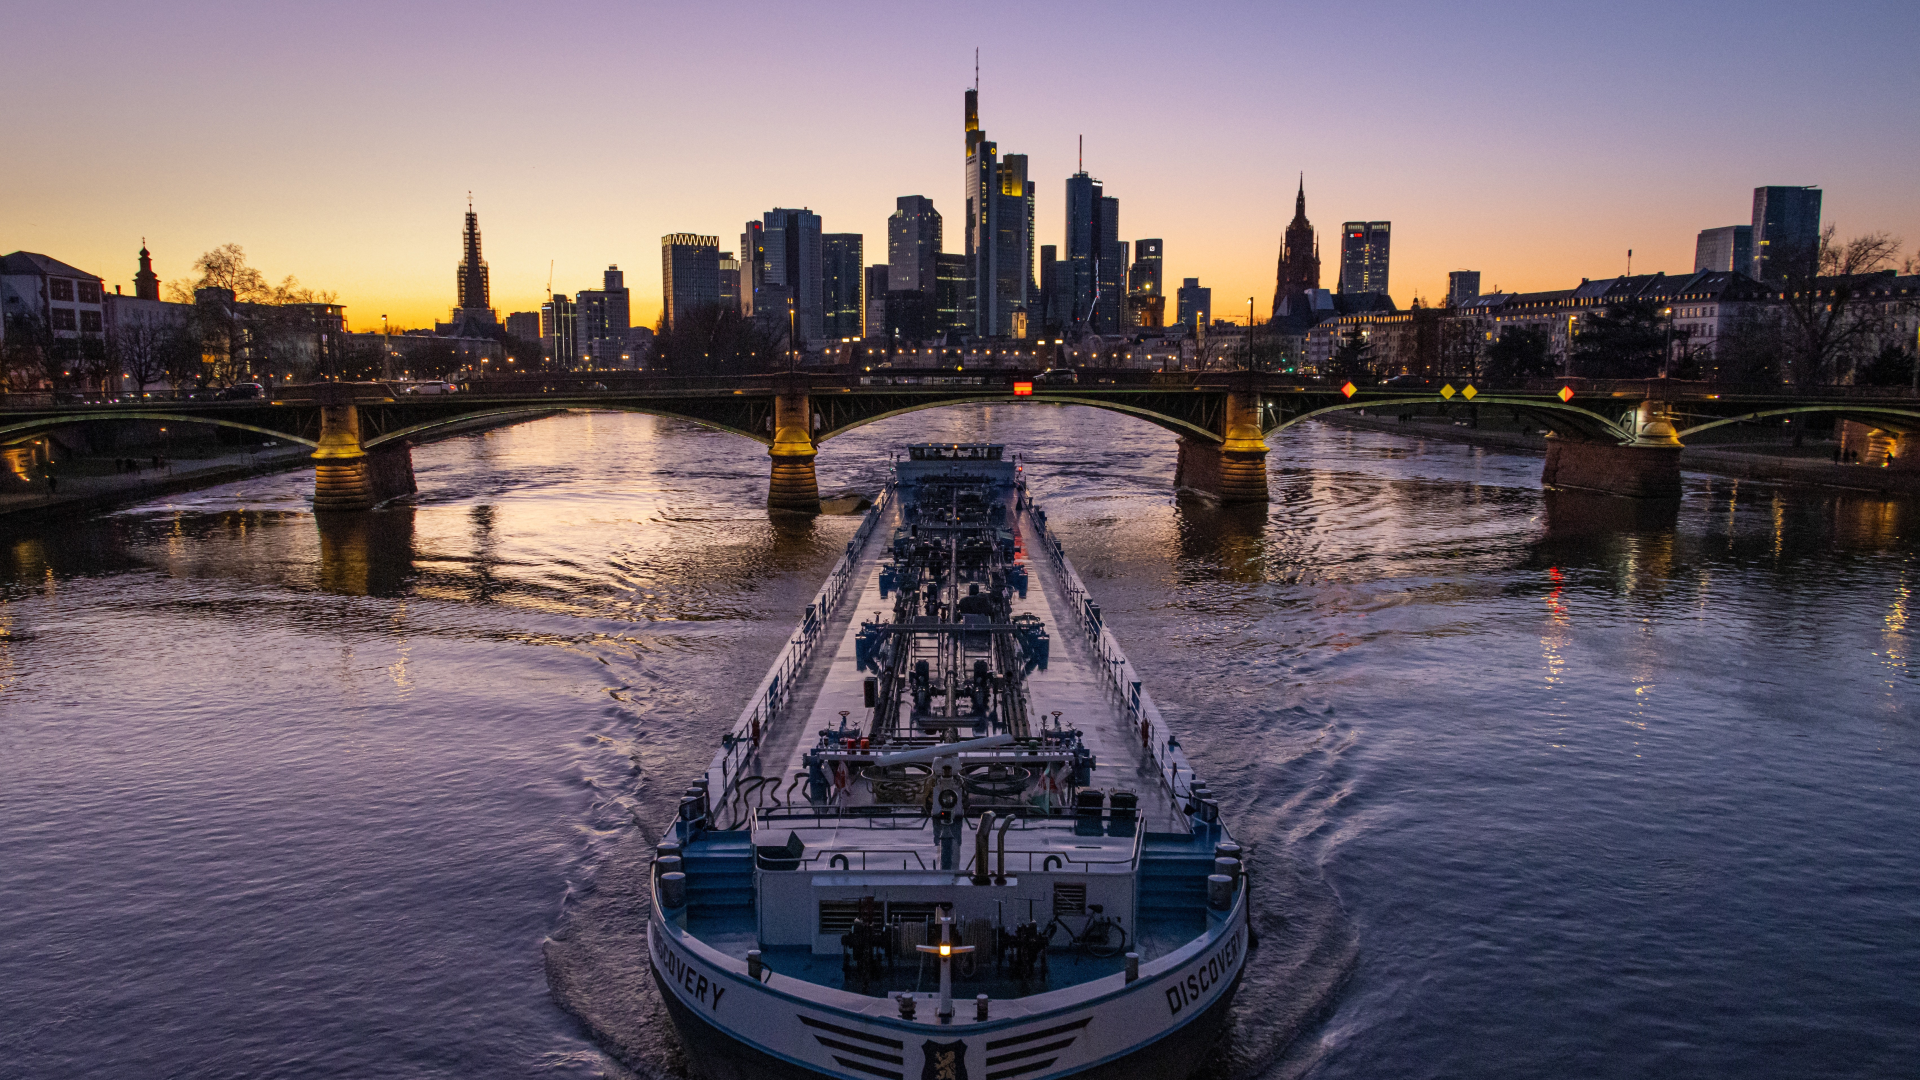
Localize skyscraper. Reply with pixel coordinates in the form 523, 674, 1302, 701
1447, 270, 1481, 308
575, 265, 631, 367
541, 294, 577, 368
865, 265, 889, 341
756, 208, 824, 345
822, 233, 864, 339
963, 87, 1034, 337
740, 221, 766, 319
1128, 238, 1165, 328
504, 310, 540, 343
888, 197, 942, 296
1271, 177, 1320, 320
1749, 186, 1821, 280
1338, 222, 1390, 298
660, 234, 720, 333
718, 252, 740, 313
1037, 245, 1060, 333
1176, 278, 1211, 332
1064, 171, 1125, 333
1693, 226, 1753, 274
935, 253, 966, 336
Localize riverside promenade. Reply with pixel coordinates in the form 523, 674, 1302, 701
0, 444, 313, 523
1321, 411, 1920, 498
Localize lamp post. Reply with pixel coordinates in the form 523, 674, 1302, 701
381, 315, 391, 381
1661, 306, 1674, 378
1245, 298, 1254, 371
787, 297, 798, 374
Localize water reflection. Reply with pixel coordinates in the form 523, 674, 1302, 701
315, 506, 416, 597
1541, 489, 1681, 539
1173, 493, 1270, 582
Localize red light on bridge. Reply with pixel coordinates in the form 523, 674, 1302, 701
1013, 382, 1033, 396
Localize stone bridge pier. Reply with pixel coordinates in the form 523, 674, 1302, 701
767, 380, 821, 514
310, 385, 417, 512
1174, 387, 1269, 503
1540, 400, 1684, 499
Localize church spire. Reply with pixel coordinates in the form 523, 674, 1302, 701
458, 198, 489, 313
133, 239, 159, 301
1273, 172, 1321, 320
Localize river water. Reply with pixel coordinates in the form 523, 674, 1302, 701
0, 408, 1913, 1079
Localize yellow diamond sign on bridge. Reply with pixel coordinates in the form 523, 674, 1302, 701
1341, 381, 1357, 398
1558, 386, 1575, 402
1461, 384, 1478, 400
1440, 384, 1456, 399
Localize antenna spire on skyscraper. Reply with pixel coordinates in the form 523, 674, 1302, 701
974, 48, 979, 92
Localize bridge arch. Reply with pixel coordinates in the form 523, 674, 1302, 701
0, 411, 321, 448
361, 404, 770, 449
1675, 404, 1920, 440
1269, 395, 1635, 444
815, 393, 1222, 444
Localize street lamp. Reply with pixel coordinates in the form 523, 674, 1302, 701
1661, 306, 1674, 378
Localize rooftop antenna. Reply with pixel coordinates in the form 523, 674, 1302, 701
547, 260, 554, 301
974, 48, 979, 92
1079, 135, 1083, 172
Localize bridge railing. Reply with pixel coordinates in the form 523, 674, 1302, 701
704, 480, 896, 809
1018, 490, 1198, 832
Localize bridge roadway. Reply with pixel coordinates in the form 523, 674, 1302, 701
4, 371, 1918, 511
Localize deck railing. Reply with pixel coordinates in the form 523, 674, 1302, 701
705, 481, 896, 808
1020, 491, 1197, 827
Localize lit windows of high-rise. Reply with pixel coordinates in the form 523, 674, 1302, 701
1749, 186, 1821, 280
1694, 226, 1752, 274
888, 197, 941, 296
661, 234, 720, 333
1338, 222, 1390, 299
1176, 278, 1211, 332
1128, 238, 1164, 328
823, 233, 865, 339
575, 265, 631, 367
963, 88, 1034, 337
1447, 270, 1480, 308
757, 209, 824, 345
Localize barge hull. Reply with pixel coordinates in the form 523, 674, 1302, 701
653, 964, 1243, 1080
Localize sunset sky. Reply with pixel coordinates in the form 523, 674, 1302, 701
5, 0, 1916, 333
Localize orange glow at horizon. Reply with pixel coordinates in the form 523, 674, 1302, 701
4, 3, 1915, 339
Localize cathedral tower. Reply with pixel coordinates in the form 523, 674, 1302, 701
1271, 175, 1320, 320
457, 197, 490, 313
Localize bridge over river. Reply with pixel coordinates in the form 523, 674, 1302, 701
6, 372, 1918, 512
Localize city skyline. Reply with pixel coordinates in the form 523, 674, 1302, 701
4, 1, 1915, 332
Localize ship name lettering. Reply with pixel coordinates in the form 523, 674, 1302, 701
659, 938, 727, 1011
1164, 931, 1242, 1016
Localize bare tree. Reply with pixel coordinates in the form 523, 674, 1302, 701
1774, 227, 1904, 387
113, 315, 169, 393
1190, 328, 1234, 371
190, 243, 272, 302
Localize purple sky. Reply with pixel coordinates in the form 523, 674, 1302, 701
5, 0, 1916, 330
